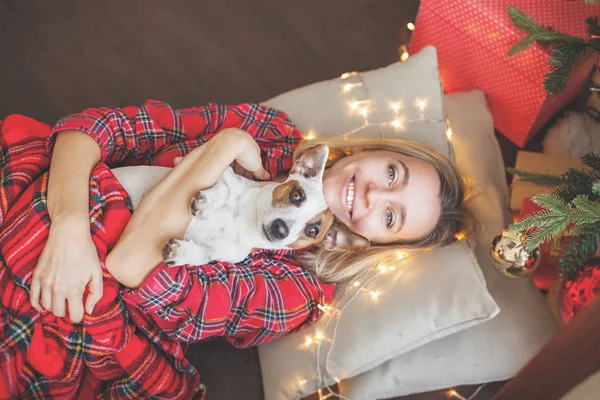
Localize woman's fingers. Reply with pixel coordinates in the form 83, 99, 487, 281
52, 294, 66, 318
41, 282, 53, 311
29, 277, 42, 312
68, 292, 85, 324
252, 167, 270, 180
232, 162, 245, 176
232, 161, 268, 180
85, 269, 104, 316
235, 152, 270, 180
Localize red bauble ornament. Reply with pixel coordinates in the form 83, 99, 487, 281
558, 261, 600, 324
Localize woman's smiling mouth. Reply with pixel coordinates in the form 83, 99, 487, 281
345, 175, 355, 219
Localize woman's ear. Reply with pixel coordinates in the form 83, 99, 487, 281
324, 220, 369, 252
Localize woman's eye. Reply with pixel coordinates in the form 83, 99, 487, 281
289, 188, 305, 203
386, 209, 394, 228
387, 165, 396, 185
305, 226, 320, 238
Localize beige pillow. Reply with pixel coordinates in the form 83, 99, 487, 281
258, 47, 500, 400
338, 91, 558, 399
263, 46, 453, 158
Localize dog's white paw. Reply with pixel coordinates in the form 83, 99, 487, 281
190, 191, 208, 217
162, 239, 183, 267
162, 239, 211, 266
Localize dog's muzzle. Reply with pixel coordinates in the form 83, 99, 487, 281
264, 218, 289, 241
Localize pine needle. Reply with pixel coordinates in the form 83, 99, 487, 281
507, 7, 592, 95
559, 232, 600, 278
582, 152, 600, 171
544, 41, 587, 95
507, 167, 565, 186
593, 181, 600, 196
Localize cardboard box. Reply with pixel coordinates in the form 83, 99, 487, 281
409, 0, 598, 147
510, 151, 582, 211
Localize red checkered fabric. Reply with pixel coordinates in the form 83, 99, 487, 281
0, 101, 335, 399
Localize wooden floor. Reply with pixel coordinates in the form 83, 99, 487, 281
0, 0, 417, 125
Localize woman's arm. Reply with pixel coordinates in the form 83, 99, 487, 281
30, 131, 104, 323
49, 100, 303, 172
34, 100, 302, 322
105, 129, 269, 288
121, 247, 336, 347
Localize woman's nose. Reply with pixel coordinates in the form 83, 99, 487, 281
366, 182, 394, 209
365, 182, 379, 209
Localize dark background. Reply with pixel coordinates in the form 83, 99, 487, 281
0, 1, 417, 123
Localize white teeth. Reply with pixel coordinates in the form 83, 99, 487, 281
346, 179, 355, 214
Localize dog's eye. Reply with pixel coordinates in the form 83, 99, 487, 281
289, 188, 305, 204
305, 225, 320, 238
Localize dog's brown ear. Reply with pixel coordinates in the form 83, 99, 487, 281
324, 220, 370, 252
290, 144, 329, 180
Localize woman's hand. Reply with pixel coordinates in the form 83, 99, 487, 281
29, 130, 103, 323
106, 128, 269, 288
30, 217, 103, 323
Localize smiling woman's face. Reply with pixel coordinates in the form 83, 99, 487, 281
321, 149, 442, 244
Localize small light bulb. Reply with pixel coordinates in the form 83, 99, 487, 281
391, 118, 405, 130
415, 98, 428, 111
407, 22, 415, 31
455, 232, 466, 240
299, 379, 307, 385
447, 389, 467, 400
340, 72, 356, 79
389, 265, 397, 271
379, 265, 388, 273
315, 332, 325, 341
305, 336, 314, 346
343, 83, 354, 93
353, 281, 360, 287
399, 44, 409, 61
359, 108, 369, 117
446, 127, 453, 139
305, 130, 316, 140
396, 251, 407, 259
349, 101, 361, 110
370, 291, 380, 300
390, 102, 402, 112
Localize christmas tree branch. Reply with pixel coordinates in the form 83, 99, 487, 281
507, 167, 566, 186
508, 7, 600, 95
559, 232, 600, 278
582, 152, 600, 170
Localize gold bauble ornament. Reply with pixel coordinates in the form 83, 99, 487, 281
490, 230, 541, 278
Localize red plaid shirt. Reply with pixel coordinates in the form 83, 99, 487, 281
0, 101, 335, 399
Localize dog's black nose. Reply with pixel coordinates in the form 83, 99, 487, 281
270, 219, 289, 240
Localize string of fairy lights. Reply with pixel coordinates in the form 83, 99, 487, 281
295, 21, 483, 400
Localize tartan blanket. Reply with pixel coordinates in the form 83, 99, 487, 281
0, 102, 335, 399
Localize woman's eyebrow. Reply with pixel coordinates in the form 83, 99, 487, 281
399, 160, 410, 187
395, 205, 406, 234
394, 160, 409, 234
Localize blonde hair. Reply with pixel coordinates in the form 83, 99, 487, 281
294, 137, 473, 284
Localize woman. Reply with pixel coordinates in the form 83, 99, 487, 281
4, 100, 467, 398
32, 101, 467, 318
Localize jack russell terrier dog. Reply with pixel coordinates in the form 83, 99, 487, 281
111, 144, 369, 267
